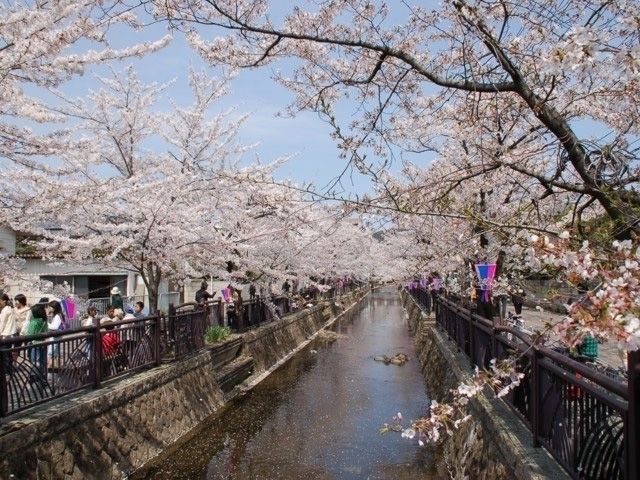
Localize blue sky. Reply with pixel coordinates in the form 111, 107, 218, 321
53, 17, 381, 195
46, 2, 441, 196
39, 1, 610, 197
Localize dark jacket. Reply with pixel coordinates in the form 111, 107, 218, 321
195, 288, 213, 303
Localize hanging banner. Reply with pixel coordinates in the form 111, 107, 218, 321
221, 288, 232, 303
65, 297, 76, 320
475, 263, 497, 303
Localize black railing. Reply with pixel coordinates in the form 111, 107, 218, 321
407, 286, 433, 313
0, 316, 161, 417
271, 296, 291, 318
166, 297, 279, 346
167, 303, 208, 359
239, 298, 269, 331
407, 287, 639, 480
0, 286, 363, 418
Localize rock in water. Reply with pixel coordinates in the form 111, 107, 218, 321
374, 353, 409, 365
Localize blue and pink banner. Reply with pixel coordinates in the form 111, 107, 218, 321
61, 297, 76, 320
475, 263, 497, 303
221, 288, 232, 302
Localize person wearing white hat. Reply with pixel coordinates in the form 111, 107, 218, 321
110, 286, 124, 312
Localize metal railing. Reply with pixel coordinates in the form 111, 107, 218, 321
165, 296, 285, 357
167, 303, 209, 359
407, 288, 639, 480
0, 286, 363, 418
0, 316, 161, 417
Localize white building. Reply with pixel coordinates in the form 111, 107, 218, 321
0, 225, 16, 256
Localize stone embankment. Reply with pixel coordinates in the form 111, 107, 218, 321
401, 290, 569, 480
0, 289, 368, 479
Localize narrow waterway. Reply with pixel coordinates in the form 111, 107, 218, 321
134, 287, 435, 479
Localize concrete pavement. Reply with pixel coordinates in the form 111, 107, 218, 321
514, 305, 626, 372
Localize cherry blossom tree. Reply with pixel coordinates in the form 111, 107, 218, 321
155, 0, 638, 239
21, 66, 271, 311
0, 0, 171, 290
212, 182, 402, 287
0, 0, 170, 177
151, 0, 640, 445
19, 65, 390, 310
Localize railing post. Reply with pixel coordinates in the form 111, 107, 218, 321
627, 350, 640, 480
154, 316, 161, 366
491, 318, 497, 361
93, 324, 102, 389
468, 310, 474, 363
168, 303, 176, 357
531, 346, 541, 448
0, 344, 8, 417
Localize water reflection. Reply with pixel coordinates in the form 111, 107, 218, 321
133, 287, 435, 479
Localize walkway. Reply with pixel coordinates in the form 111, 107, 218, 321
518, 306, 625, 370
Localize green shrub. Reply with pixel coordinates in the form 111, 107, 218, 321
204, 325, 231, 343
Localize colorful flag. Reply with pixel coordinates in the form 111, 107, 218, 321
475, 263, 497, 303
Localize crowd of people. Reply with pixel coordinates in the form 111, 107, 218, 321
0, 291, 148, 376
193, 276, 358, 329
0, 275, 358, 376
408, 269, 602, 361
1, 294, 69, 342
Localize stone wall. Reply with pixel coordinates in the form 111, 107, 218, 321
0, 289, 368, 479
401, 291, 569, 480
243, 293, 362, 374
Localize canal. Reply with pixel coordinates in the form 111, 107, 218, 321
134, 287, 435, 479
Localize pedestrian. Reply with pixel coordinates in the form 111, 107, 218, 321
13, 294, 31, 336
133, 301, 145, 317
0, 293, 16, 372
510, 285, 526, 316
195, 281, 214, 304
83, 305, 99, 327
282, 279, 291, 294
24, 302, 48, 379
24, 303, 48, 336
110, 286, 124, 314
429, 272, 442, 314
226, 285, 238, 329
12, 295, 32, 368
475, 284, 494, 320
46, 300, 67, 331
249, 283, 257, 300
100, 314, 122, 375
45, 300, 67, 369
578, 334, 599, 361
0, 293, 16, 339
101, 305, 117, 324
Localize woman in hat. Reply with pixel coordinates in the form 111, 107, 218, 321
110, 286, 124, 313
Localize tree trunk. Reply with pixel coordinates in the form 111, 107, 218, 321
141, 262, 162, 314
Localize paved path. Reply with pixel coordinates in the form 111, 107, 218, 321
517, 306, 625, 371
